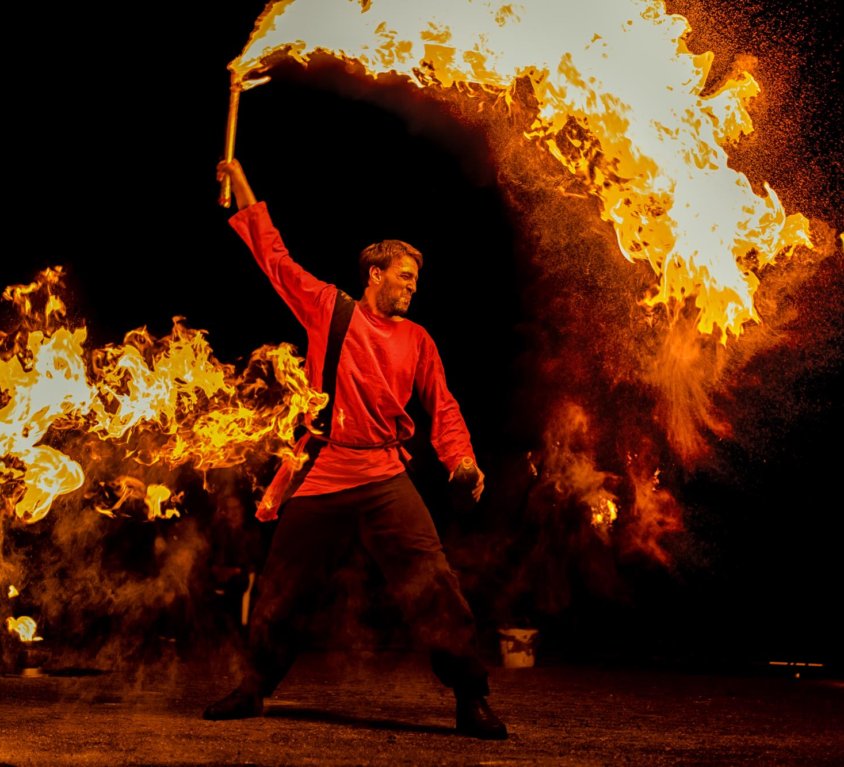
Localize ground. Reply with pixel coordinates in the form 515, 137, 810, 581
1, 649, 842, 767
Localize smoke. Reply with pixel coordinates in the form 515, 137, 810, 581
9, 477, 190, 667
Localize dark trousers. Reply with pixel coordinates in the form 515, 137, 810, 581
240, 472, 489, 698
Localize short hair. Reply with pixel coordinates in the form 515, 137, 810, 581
359, 240, 423, 288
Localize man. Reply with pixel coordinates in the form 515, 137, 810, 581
203, 158, 507, 740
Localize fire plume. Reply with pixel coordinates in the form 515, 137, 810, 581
1, 267, 327, 525
231, 0, 813, 343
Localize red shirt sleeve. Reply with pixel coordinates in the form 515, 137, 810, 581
414, 329, 475, 473
228, 202, 336, 332
228, 201, 336, 389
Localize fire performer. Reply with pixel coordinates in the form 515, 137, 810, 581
203, 158, 507, 740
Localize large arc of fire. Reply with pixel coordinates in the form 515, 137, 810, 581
229, 0, 815, 343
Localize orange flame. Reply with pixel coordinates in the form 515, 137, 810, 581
1, 268, 327, 525
529, 402, 684, 562
231, 0, 812, 343
535, 401, 624, 522
591, 496, 618, 533
92, 476, 181, 521
624, 459, 684, 565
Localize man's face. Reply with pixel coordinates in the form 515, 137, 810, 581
373, 255, 419, 317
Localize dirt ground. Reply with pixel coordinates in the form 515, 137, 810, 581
1, 648, 842, 767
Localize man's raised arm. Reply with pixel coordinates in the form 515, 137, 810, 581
217, 158, 258, 210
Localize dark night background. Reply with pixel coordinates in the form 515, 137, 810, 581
3, 2, 842, 673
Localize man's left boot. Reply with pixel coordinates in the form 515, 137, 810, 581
202, 686, 264, 720
455, 696, 508, 740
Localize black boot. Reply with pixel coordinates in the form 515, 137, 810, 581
455, 696, 508, 740
202, 686, 264, 720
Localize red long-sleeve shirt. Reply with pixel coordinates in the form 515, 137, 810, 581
229, 202, 475, 516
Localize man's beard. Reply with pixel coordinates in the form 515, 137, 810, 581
377, 291, 410, 317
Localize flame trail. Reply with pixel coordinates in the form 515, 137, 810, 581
230, 0, 813, 343
1, 268, 326, 524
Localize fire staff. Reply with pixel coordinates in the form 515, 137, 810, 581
203, 158, 507, 740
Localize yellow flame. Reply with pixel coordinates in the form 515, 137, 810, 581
5, 615, 43, 643
232, 0, 812, 342
145, 484, 180, 521
8, 585, 19, 598
591, 496, 618, 530
1, 327, 91, 523
1, 269, 327, 524
93, 475, 181, 521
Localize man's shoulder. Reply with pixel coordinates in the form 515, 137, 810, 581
400, 316, 433, 338
402, 319, 442, 356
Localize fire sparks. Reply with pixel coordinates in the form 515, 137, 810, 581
230, 0, 812, 343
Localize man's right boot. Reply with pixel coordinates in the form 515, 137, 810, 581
202, 686, 264, 720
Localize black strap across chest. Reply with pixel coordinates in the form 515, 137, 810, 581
282, 289, 356, 500
312, 289, 356, 437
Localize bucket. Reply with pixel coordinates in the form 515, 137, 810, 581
498, 627, 539, 668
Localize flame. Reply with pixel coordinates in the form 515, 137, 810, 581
527, 401, 685, 562
230, 0, 812, 343
591, 496, 618, 532
8, 585, 19, 598
93, 476, 181, 521
1, 268, 328, 525
6, 615, 43, 643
